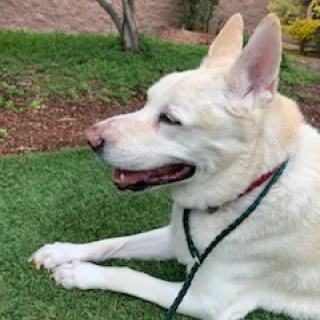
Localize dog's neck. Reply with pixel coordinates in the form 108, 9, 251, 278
171, 94, 303, 211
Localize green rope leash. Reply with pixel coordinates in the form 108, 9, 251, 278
164, 160, 288, 320
183, 209, 201, 263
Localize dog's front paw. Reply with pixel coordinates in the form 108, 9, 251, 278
53, 261, 103, 290
29, 242, 88, 270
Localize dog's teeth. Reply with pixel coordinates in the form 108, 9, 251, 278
120, 173, 125, 182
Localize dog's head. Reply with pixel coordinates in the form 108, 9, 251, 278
86, 14, 282, 195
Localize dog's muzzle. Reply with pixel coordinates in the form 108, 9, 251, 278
85, 126, 105, 154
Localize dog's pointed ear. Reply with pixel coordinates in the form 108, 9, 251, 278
201, 13, 243, 68
227, 13, 282, 103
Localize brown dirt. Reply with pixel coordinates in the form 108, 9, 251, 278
291, 84, 320, 128
157, 27, 214, 45
0, 93, 145, 156
1, 86, 320, 156
298, 98, 320, 128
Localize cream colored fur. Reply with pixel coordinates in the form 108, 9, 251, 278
31, 13, 320, 320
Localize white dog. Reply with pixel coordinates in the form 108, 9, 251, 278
31, 13, 320, 320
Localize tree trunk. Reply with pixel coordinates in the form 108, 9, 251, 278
95, 0, 139, 52
307, 0, 316, 18
299, 39, 307, 54
122, 21, 139, 52
122, 0, 139, 52
95, 0, 123, 35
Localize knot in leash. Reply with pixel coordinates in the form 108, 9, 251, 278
164, 160, 288, 320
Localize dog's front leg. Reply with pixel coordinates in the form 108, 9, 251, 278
53, 261, 206, 319
31, 226, 175, 270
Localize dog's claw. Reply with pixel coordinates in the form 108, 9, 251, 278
28, 256, 42, 270
29, 256, 42, 270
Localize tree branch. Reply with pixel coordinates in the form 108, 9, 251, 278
123, 0, 139, 43
95, 0, 123, 35
307, 0, 316, 18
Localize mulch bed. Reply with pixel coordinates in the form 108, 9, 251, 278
157, 27, 214, 45
285, 84, 320, 127
299, 97, 320, 127
1, 86, 319, 156
0, 94, 145, 156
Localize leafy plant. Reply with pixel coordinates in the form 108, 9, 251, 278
267, 0, 302, 24
182, 0, 219, 32
0, 127, 9, 139
314, 0, 320, 17
29, 100, 41, 110
283, 18, 320, 53
4, 99, 14, 110
6, 85, 25, 96
3, 99, 24, 113
0, 95, 4, 107
268, 0, 320, 54
68, 88, 80, 100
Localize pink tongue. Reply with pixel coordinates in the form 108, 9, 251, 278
121, 170, 152, 185
114, 165, 185, 186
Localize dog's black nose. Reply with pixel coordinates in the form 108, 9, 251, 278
85, 126, 105, 153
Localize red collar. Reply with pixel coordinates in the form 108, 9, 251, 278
207, 165, 280, 213
239, 166, 279, 197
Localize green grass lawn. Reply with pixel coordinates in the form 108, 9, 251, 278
0, 148, 186, 320
0, 32, 207, 103
1, 148, 290, 320
0, 31, 319, 107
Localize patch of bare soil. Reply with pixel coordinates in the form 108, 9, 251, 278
157, 27, 214, 45
1, 87, 320, 156
291, 84, 320, 128
0, 94, 145, 156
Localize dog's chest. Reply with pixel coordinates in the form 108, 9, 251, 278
169, 198, 277, 268
169, 204, 241, 267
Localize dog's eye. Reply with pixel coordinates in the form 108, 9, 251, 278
159, 113, 182, 126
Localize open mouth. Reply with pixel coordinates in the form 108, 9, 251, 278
113, 164, 196, 191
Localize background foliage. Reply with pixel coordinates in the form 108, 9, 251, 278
181, 0, 219, 32
268, 0, 320, 53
